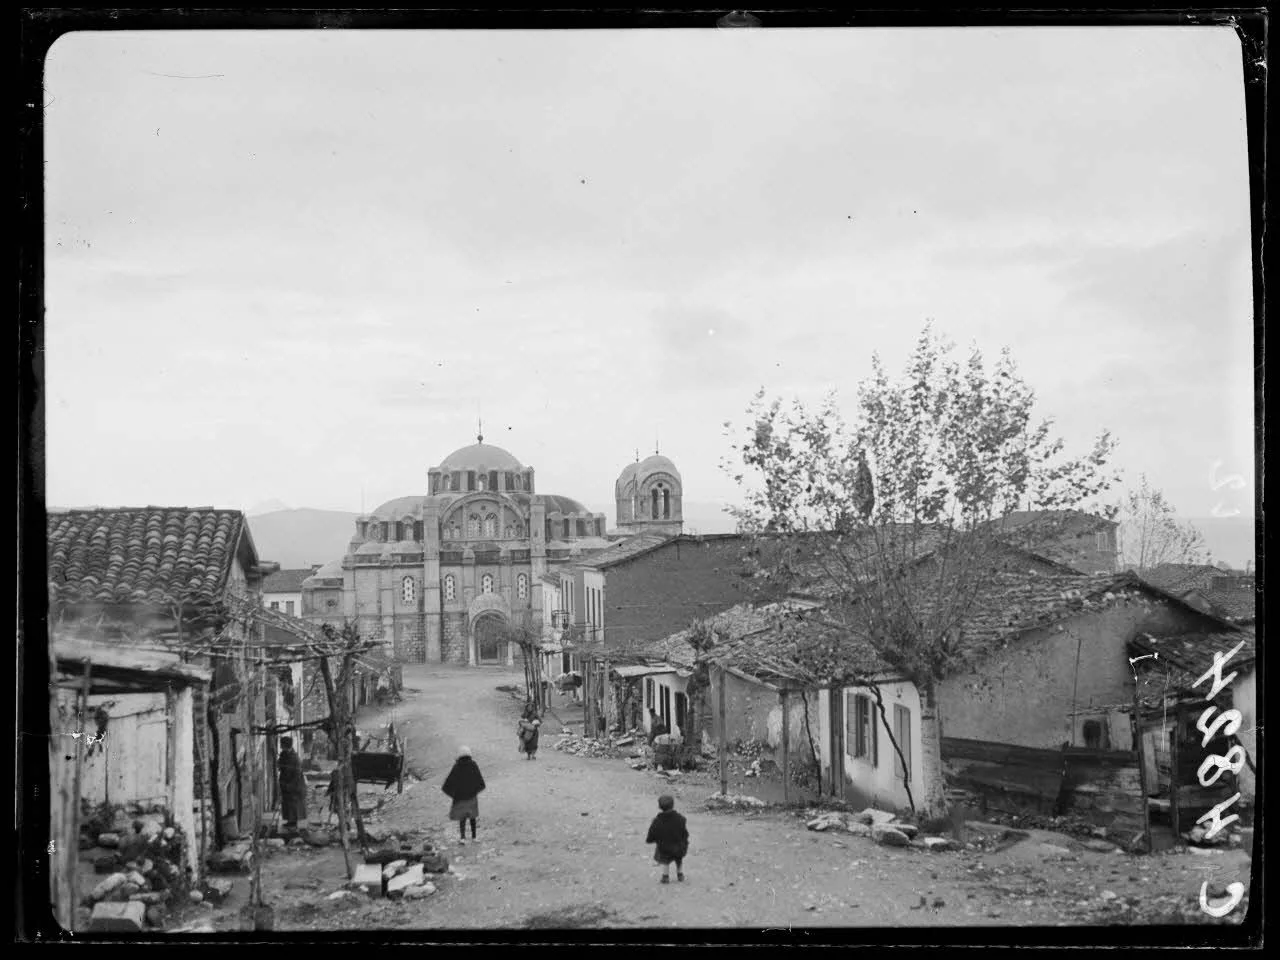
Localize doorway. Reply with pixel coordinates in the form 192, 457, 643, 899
474, 614, 508, 664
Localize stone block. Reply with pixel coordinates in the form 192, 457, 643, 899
922, 836, 958, 852
88, 901, 146, 932
382, 859, 408, 879
856, 808, 899, 827
871, 823, 911, 847
91, 873, 128, 902
349, 864, 384, 896
402, 882, 436, 900
97, 833, 121, 848
386, 864, 425, 897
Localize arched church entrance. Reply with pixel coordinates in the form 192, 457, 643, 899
473, 613, 509, 665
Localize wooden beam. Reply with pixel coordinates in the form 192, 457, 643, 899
1170, 707, 1182, 837
1132, 685, 1152, 853
718, 667, 728, 797
318, 656, 353, 879
781, 688, 791, 806
68, 661, 92, 933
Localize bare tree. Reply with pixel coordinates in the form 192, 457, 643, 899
725, 322, 1118, 818
1118, 474, 1206, 573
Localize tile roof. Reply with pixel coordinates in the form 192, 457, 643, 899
1192, 588, 1257, 623
710, 570, 1233, 686
1129, 630, 1256, 695
262, 568, 318, 593
48, 507, 249, 607
984, 509, 1117, 532
573, 533, 672, 570
1141, 563, 1224, 593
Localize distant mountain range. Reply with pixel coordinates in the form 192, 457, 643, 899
236, 505, 1254, 571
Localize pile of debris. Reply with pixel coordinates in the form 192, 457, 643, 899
340, 842, 450, 901
83, 824, 197, 930
704, 793, 769, 810
803, 806, 959, 852
553, 732, 628, 759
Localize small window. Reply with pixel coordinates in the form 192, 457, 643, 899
645, 678, 654, 709
414, 521, 424, 541
481, 574, 494, 594
444, 575, 456, 601
489, 470, 499, 491
270, 601, 280, 611
663, 489, 670, 519
576, 519, 586, 537
504, 524, 514, 539
848, 693, 878, 765
285, 600, 295, 616
468, 471, 477, 492
517, 574, 528, 600
652, 489, 660, 519
402, 576, 416, 605
562, 518, 570, 538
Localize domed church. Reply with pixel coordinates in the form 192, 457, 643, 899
300, 434, 683, 665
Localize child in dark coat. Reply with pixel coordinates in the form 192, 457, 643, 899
645, 794, 689, 883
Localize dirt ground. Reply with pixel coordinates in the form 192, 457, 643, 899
174, 663, 1254, 933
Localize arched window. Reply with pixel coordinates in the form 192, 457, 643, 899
478, 474, 488, 491
444, 575, 456, 601
662, 489, 670, 519
467, 514, 480, 538
504, 524, 513, 539
481, 574, 494, 594
517, 574, 528, 599
401, 576, 416, 605
651, 489, 660, 519
484, 513, 498, 538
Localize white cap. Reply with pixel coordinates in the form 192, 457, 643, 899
458, 745, 472, 757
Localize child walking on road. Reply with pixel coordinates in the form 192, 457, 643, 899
442, 746, 486, 844
645, 794, 689, 883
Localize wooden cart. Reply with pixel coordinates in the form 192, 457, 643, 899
351, 727, 407, 793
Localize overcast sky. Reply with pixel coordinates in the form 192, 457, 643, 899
44, 27, 1255, 531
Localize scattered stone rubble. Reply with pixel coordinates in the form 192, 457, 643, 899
554, 732, 628, 760
801, 806, 959, 852
82, 812, 195, 929
704, 793, 768, 810
341, 840, 450, 901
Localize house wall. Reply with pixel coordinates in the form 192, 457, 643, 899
938, 600, 1220, 750
829, 680, 924, 814
706, 669, 813, 766
640, 671, 689, 738
598, 536, 771, 651
263, 590, 303, 616
79, 692, 169, 808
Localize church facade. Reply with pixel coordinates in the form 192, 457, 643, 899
300, 435, 683, 665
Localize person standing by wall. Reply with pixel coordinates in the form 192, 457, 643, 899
276, 736, 308, 833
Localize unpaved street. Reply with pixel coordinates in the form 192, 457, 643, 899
177, 663, 1252, 932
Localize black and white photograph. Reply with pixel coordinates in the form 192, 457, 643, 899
21, 11, 1262, 942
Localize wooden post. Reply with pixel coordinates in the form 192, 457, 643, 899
165, 687, 176, 826
318, 655, 353, 879
718, 667, 728, 797
781, 686, 791, 806
1132, 691, 1152, 854
1170, 705, 1182, 839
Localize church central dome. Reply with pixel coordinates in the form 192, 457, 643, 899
437, 439, 523, 473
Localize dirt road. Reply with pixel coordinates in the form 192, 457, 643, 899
210, 663, 1251, 933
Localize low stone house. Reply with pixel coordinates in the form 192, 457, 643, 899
803, 570, 1240, 831
47, 507, 278, 853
